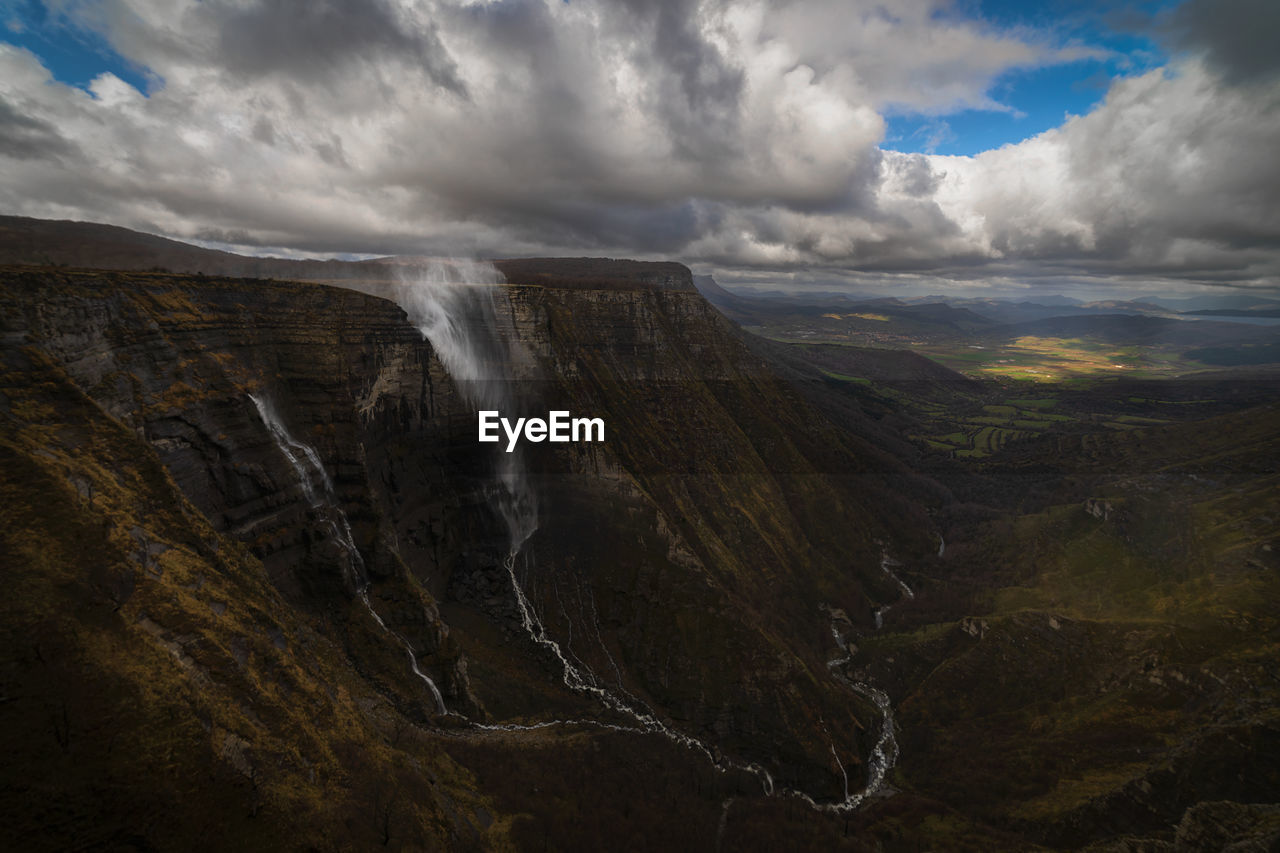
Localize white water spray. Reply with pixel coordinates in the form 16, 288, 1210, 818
881, 552, 915, 601
249, 392, 447, 715
391, 261, 538, 542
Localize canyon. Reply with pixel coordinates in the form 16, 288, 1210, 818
1, 218, 1278, 850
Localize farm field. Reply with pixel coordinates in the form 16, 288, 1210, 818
915, 336, 1203, 381
906, 398, 1107, 458
817, 367, 1269, 462
756, 314, 1280, 466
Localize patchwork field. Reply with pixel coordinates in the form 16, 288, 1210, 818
916, 336, 1204, 381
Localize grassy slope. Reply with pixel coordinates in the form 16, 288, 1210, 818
0, 329, 508, 850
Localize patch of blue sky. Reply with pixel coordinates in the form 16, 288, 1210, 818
885, 0, 1181, 156
1, 0, 156, 95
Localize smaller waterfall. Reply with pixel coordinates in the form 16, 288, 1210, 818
830, 742, 850, 801
249, 394, 326, 505
880, 552, 915, 601
249, 392, 447, 715
358, 589, 448, 715
873, 550, 915, 630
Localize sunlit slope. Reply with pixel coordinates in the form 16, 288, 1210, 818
0, 348, 505, 851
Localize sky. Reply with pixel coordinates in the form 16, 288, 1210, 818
0, 0, 1278, 298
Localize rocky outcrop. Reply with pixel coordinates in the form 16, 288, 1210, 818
1174, 801, 1280, 851
493, 280, 921, 793
1086, 498, 1116, 520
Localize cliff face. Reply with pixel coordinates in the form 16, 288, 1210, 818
490, 281, 919, 790
1, 268, 483, 706
493, 257, 697, 291
1, 262, 932, 847
0, 271, 503, 849
354, 269, 930, 792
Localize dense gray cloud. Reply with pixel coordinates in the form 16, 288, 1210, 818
0, 97, 77, 160
1, 0, 1278, 295
1163, 0, 1280, 85
215, 0, 467, 95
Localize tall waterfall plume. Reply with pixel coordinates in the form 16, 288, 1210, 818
391, 260, 537, 550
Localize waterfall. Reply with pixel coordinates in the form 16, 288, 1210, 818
249, 394, 326, 506
358, 588, 448, 715
390, 260, 538, 547
248, 392, 447, 715
391, 261, 788, 785
388, 259, 900, 813
874, 549, 915, 630
880, 552, 915, 601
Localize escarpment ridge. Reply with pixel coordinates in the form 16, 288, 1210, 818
0, 215, 695, 292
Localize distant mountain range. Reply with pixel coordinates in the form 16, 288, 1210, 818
978, 313, 1279, 348
693, 274, 1280, 327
